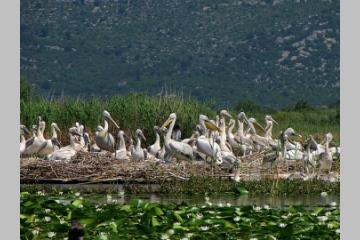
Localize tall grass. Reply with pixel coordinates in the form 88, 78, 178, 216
20, 93, 340, 145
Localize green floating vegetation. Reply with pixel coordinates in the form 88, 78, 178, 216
21, 191, 340, 240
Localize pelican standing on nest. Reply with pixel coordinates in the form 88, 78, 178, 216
46, 129, 82, 161
20, 125, 31, 155
234, 112, 253, 156
218, 110, 232, 152
131, 129, 148, 160
196, 114, 223, 172
148, 126, 161, 156
113, 130, 131, 160
280, 128, 303, 160
22, 119, 46, 156
37, 123, 62, 156
160, 113, 194, 162
318, 133, 334, 174
95, 110, 120, 152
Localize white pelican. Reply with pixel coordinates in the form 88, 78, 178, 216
227, 119, 250, 157
303, 135, 319, 174
160, 113, 194, 162
148, 126, 161, 156
37, 123, 62, 156
215, 136, 240, 168
319, 133, 334, 173
246, 118, 270, 151
22, 120, 46, 156
113, 130, 131, 160
20, 125, 31, 155
279, 128, 303, 160
131, 129, 148, 161
264, 115, 278, 139
46, 130, 82, 161
196, 114, 222, 165
95, 110, 120, 152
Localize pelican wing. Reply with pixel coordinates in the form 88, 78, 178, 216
37, 141, 49, 154
25, 137, 35, 149
52, 137, 62, 149
169, 140, 193, 157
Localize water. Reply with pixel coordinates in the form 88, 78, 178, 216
21, 184, 339, 208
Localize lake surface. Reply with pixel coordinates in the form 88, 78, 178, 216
21, 184, 339, 208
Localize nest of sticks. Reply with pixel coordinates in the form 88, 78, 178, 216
20, 150, 312, 184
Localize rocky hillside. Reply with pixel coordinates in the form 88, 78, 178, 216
20, 0, 339, 108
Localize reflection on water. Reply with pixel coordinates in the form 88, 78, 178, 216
21, 184, 339, 208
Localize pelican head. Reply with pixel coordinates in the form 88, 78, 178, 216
69, 127, 82, 136
199, 114, 221, 132
237, 112, 247, 120
20, 125, 31, 135
284, 128, 302, 140
220, 110, 232, 118
325, 133, 333, 143
135, 129, 146, 141
161, 113, 176, 129
228, 118, 236, 126
102, 110, 120, 129
51, 123, 61, 132
265, 115, 278, 125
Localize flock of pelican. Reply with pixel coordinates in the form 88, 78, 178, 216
20, 110, 340, 175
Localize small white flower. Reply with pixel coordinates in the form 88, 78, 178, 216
200, 226, 209, 231
75, 192, 80, 197
161, 234, 170, 240
226, 203, 231, 207
180, 238, 189, 240
60, 219, 66, 224
336, 229, 340, 234
45, 209, 51, 213
58, 191, 63, 195
253, 206, 261, 212
96, 207, 102, 212
107, 194, 112, 199
263, 205, 270, 210
79, 196, 84, 200
55, 200, 61, 203
168, 229, 175, 235
325, 211, 331, 216
218, 203, 224, 207
37, 191, 45, 196
205, 196, 210, 202
207, 202, 213, 206
327, 223, 334, 229
32, 230, 39, 235
330, 202, 337, 207
48, 232, 56, 238
118, 191, 125, 197
233, 216, 240, 222
44, 216, 51, 222
78, 204, 83, 208
279, 223, 286, 228
196, 213, 203, 220
208, 211, 215, 214
317, 216, 328, 222
173, 222, 181, 226
321, 192, 328, 197
249, 238, 258, 240
186, 233, 194, 238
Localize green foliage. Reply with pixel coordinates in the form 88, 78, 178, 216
20, 191, 340, 239
20, 76, 32, 102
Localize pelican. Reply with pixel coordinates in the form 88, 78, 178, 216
22, 120, 46, 156
218, 110, 232, 152
234, 112, 253, 155
264, 115, 278, 139
196, 114, 222, 165
46, 130, 82, 161
246, 118, 270, 151
280, 128, 303, 160
113, 130, 131, 160
319, 133, 334, 173
131, 129, 148, 160
227, 119, 250, 157
171, 124, 182, 141
215, 136, 240, 168
160, 113, 194, 162
95, 110, 120, 152
20, 125, 31, 155
303, 135, 319, 174
37, 123, 62, 156
148, 126, 161, 156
